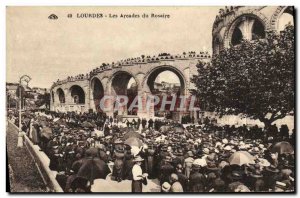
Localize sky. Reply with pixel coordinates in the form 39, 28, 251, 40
7, 6, 221, 88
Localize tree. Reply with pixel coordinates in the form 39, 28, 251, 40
35, 92, 50, 109
192, 25, 294, 129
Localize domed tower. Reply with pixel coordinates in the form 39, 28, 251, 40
212, 6, 294, 55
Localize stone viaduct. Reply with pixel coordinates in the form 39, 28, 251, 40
50, 52, 211, 120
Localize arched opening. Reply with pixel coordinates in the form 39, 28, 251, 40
231, 27, 243, 46
278, 7, 294, 31
230, 16, 265, 46
91, 78, 104, 112
146, 67, 185, 120
70, 85, 85, 104
56, 88, 65, 104
111, 71, 138, 116
252, 20, 265, 39
214, 37, 222, 55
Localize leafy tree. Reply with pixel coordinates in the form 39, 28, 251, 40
192, 25, 294, 129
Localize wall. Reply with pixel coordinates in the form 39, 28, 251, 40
7, 120, 63, 192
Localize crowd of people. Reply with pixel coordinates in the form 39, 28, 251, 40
8, 110, 295, 193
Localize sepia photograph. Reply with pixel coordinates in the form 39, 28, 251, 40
6, 6, 295, 193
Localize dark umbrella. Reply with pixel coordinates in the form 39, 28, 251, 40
271, 141, 294, 154
77, 157, 111, 184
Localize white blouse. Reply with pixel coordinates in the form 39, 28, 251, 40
132, 164, 143, 181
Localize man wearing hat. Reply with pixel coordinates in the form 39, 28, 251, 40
146, 144, 156, 179
123, 147, 134, 180
247, 164, 265, 192
189, 164, 205, 192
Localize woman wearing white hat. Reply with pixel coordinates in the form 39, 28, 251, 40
132, 156, 148, 192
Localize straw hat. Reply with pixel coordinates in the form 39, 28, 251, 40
258, 158, 271, 167
133, 156, 144, 162
203, 148, 210, 155
222, 138, 228, 144
215, 141, 222, 147
162, 182, 171, 192
224, 145, 232, 151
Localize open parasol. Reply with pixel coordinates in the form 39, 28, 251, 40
228, 151, 255, 166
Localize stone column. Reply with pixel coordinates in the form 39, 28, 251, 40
137, 90, 154, 119
238, 17, 255, 40
83, 85, 89, 113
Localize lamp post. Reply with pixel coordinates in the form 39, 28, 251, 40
17, 75, 31, 148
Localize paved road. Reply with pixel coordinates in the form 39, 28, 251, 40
7, 122, 47, 192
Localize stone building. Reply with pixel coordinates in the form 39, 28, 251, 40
50, 52, 211, 120
212, 6, 294, 54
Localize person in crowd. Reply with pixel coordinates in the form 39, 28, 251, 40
142, 118, 147, 129
170, 173, 183, 192
148, 119, 154, 129
7, 109, 295, 193
189, 164, 206, 192
175, 164, 188, 191
132, 156, 147, 192
112, 147, 125, 182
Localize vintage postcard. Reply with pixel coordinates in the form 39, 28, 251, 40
6, 6, 295, 193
